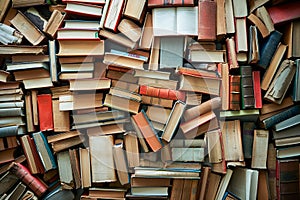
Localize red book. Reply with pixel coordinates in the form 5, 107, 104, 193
267, 1, 300, 25
226, 37, 239, 69
252, 71, 262, 109
198, 0, 216, 41
132, 110, 162, 152
148, 0, 194, 7
229, 75, 240, 111
139, 85, 186, 101
37, 94, 54, 131
9, 162, 47, 197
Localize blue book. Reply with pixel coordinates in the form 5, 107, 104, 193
33, 132, 57, 171
258, 30, 282, 69
292, 59, 300, 101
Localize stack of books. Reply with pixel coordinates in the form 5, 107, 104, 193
0, 0, 300, 199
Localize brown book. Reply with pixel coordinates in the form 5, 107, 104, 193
0, 45, 47, 55
0, 0, 10, 22
0, 148, 17, 165
261, 44, 288, 91
50, 135, 84, 153
170, 179, 184, 200
113, 141, 129, 185
9, 11, 45, 45
292, 20, 300, 58
124, 133, 140, 168
251, 130, 269, 169
104, 93, 140, 114
89, 135, 116, 183
146, 106, 171, 124
260, 96, 294, 115
43, 10, 65, 38
229, 75, 241, 110
132, 110, 162, 152
220, 120, 244, 161
221, 63, 230, 110
9, 162, 47, 197
59, 93, 103, 111
267, 143, 277, 200
247, 13, 270, 38
52, 99, 70, 132
138, 77, 178, 90
131, 176, 170, 187
117, 19, 141, 42
79, 148, 91, 188
123, 0, 146, 23
216, 0, 226, 40
141, 95, 173, 108
69, 148, 81, 189
207, 129, 223, 164
199, 166, 211, 200
204, 171, 222, 200
25, 92, 35, 133
162, 101, 186, 142
103, 52, 145, 70
226, 37, 239, 69
257, 170, 269, 200
198, 0, 216, 41
139, 12, 153, 50
256, 6, 275, 33
57, 39, 104, 56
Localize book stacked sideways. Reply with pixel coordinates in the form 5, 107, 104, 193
0, 0, 300, 200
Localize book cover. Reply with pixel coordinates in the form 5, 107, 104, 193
198, 0, 216, 41
37, 94, 54, 131
229, 75, 241, 111
240, 66, 255, 109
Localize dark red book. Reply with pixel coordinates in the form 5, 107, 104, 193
37, 94, 54, 131
132, 110, 163, 152
198, 0, 216, 41
9, 162, 47, 197
139, 85, 186, 101
229, 75, 240, 111
252, 71, 262, 109
148, 0, 194, 7
267, 1, 300, 25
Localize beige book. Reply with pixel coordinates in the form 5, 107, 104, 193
117, 19, 141, 42
172, 148, 205, 162
148, 37, 160, 70
79, 148, 91, 188
256, 6, 275, 33
146, 106, 171, 124
251, 130, 269, 169
57, 151, 73, 187
221, 63, 230, 110
31, 90, 39, 126
99, 29, 136, 49
215, 168, 233, 200
123, 0, 146, 23
69, 79, 111, 91
216, 0, 226, 40
113, 141, 129, 185
139, 12, 153, 50
225, 0, 235, 34
89, 135, 116, 183
22, 77, 53, 89
10, 11, 45, 45
207, 130, 222, 163
248, 13, 270, 38
220, 120, 244, 161
124, 132, 140, 168
43, 10, 65, 38
52, 99, 70, 132
51, 136, 84, 153
25, 92, 35, 133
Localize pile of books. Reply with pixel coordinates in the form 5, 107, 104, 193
0, 0, 300, 199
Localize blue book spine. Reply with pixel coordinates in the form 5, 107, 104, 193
292, 59, 300, 101
262, 105, 300, 129
258, 30, 282, 69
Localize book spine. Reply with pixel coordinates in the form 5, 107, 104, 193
262, 105, 300, 129
242, 121, 256, 159
198, 0, 216, 41
139, 85, 185, 101
226, 37, 239, 69
253, 71, 262, 108
9, 162, 47, 197
229, 75, 241, 110
240, 66, 255, 109
258, 30, 282, 69
37, 94, 54, 131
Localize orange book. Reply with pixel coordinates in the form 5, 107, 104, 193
132, 110, 163, 152
229, 75, 241, 111
139, 85, 186, 101
37, 94, 54, 131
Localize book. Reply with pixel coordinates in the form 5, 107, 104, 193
8, 162, 47, 197
225, 0, 235, 34
57, 39, 104, 56
37, 94, 54, 131
251, 130, 269, 169
65, 2, 103, 17
57, 151, 73, 188
240, 66, 254, 109
292, 59, 300, 101
139, 85, 185, 101
89, 135, 116, 183
79, 148, 91, 188
215, 168, 233, 200
252, 71, 262, 109
207, 129, 223, 164
235, 17, 248, 61
159, 36, 184, 69
57, 28, 99, 40
276, 145, 300, 159
198, 0, 216, 41
226, 37, 239, 69
69, 78, 111, 91
124, 133, 140, 168
232, 0, 247, 17
152, 6, 198, 36
138, 77, 178, 90
161, 101, 186, 142
255, 6, 275, 33
172, 147, 204, 162
132, 110, 162, 152
148, 0, 194, 7
248, 25, 260, 64
32, 132, 57, 171
267, 1, 300, 25
113, 141, 129, 185
229, 75, 241, 111
69, 149, 81, 189
117, 19, 141, 42
216, 0, 226, 40
220, 120, 244, 161
9, 11, 45, 45
124, 0, 146, 23
104, 93, 140, 114
264, 59, 296, 104
99, 29, 136, 49
247, 13, 270, 38
257, 30, 282, 69
52, 99, 70, 132
104, 0, 125, 31
43, 10, 65, 38
139, 12, 153, 50
62, 0, 105, 4
242, 121, 256, 159
0, 0, 10, 22
103, 51, 145, 70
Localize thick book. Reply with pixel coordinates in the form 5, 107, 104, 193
57, 39, 104, 56
139, 85, 185, 101
65, 2, 103, 18
104, 0, 125, 32
252, 71, 262, 109
257, 30, 282, 69
251, 130, 269, 169
160, 36, 184, 69
207, 129, 222, 164
162, 101, 186, 142
132, 110, 162, 152
242, 121, 256, 159
226, 37, 239, 69
9, 162, 47, 197
198, 0, 216, 41
79, 148, 91, 188
43, 10, 65, 38
37, 94, 54, 131
124, 0, 146, 23
57, 151, 73, 188
240, 66, 255, 109
267, 1, 300, 25
117, 19, 141, 42
229, 75, 241, 111
113, 142, 129, 185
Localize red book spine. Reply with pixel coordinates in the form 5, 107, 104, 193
9, 162, 47, 197
198, 0, 217, 41
229, 75, 240, 111
139, 85, 186, 101
252, 71, 262, 109
132, 111, 162, 152
37, 94, 54, 131
267, 1, 300, 25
